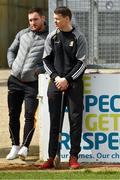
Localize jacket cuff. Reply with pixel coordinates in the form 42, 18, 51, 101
65, 76, 73, 83
50, 72, 58, 81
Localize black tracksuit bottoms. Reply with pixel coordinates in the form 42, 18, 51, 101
47, 77, 83, 159
7, 75, 38, 148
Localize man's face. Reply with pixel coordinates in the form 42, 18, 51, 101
28, 12, 45, 31
54, 13, 69, 30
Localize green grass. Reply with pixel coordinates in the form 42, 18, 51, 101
0, 170, 120, 179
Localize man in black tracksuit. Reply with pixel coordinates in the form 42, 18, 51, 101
39, 6, 87, 169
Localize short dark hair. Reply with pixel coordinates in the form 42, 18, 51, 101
28, 7, 43, 16
54, 6, 72, 20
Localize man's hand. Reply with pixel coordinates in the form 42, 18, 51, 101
55, 76, 69, 91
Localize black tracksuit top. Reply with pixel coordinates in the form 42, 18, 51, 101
43, 27, 87, 83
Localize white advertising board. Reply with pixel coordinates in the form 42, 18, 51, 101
38, 74, 120, 162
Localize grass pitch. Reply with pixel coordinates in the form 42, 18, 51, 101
0, 170, 120, 179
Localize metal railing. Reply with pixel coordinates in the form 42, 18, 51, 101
49, 0, 120, 68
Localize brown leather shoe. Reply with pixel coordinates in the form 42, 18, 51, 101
35, 158, 54, 169
69, 156, 80, 169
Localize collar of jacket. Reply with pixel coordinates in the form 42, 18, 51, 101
29, 26, 48, 35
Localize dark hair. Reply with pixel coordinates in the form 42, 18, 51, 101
28, 7, 43, 16
54, 6, 72, 20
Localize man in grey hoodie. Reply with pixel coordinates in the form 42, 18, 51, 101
6, 7, 48, 160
